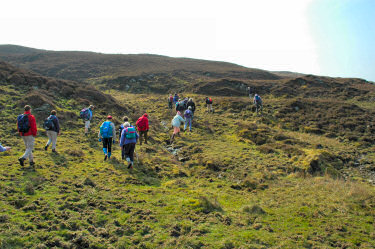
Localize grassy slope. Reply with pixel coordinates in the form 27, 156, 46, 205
2, 79, 374, 249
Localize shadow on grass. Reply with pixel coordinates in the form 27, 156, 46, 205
109, 154, 161, 187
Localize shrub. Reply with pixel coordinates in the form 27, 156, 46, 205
197, 196, 223, 214
242, 204, 266, 215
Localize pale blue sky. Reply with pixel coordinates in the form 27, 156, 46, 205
308, 0, 375, 81
0, 0, 374, 81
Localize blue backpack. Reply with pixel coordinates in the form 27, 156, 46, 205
80, 108, 90, 120
17, 114, 30, 134
100, 121, 113, 138
43, 116, 55, 130
255, 95, 262, 103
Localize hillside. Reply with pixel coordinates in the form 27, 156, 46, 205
1, 56, 375, 248
0, 44, 280, 82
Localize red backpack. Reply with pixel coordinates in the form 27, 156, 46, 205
136, 116, 148, 131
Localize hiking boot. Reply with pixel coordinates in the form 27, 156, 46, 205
104, 155, 108, 161
44, 145, 49, 151
52, 149, 56, 153
18, 157, 26, 166
29, 161, 35, 167
127, 163, 133, 169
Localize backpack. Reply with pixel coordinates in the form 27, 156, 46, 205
43, 116, 55, 131
173, 95, 179, 102
176, 102, 185, 111
207, 98, 213, 104
169, 96, 173, 102
255, 95, 262, 103
17, 114, 30, 134
125, 127, 137, 139
136, 116, 147, 130
184, 110, 192, 119
80, 108, 90, 120
100, 121, 113, 138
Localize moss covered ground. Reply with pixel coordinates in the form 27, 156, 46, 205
1, 84, 375, 248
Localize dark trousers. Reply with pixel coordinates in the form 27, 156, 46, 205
139, 130, 148, 144
102, 138, 112, 153
122, 143, 136, 162
168, 101, 173, 109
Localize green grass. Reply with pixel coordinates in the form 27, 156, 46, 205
1, 86, 375, 248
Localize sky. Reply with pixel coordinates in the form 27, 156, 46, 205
1, 0, 374, 81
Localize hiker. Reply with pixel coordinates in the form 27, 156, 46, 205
168, 94, 173, 109
120, 122, 139, 169
0, 143, 11, 152
80, 105, 94, 135
98, 115, 116, 160
247, 87, 252, 98
136, 113, 149, 145
186, 98, 196, 115
184, 106, 193, 132
118, 116, 129, 142
253, 94, 263, 114
44, 110, 60, 153
205, 97, 213, 113
183, 97, 189, 107
17, 105, 37, 167
173, 93, 179, 104
170, 111, 185, 143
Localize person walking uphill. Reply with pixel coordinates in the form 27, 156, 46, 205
136, 113, 149, 145
253, 94, 263, 114
120, 122, 139, 169
170, 111, 185, 144
44, 110, 60, 153
17, 105, 37, 167
186, 98, 196, 114
80, 105, 94, 135
98, 115, 116, 161
168, 94, 173, 109
206, 97, 213, 113
184, 106, 193, 132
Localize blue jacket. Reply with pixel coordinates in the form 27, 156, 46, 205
0, 144, 6, 152
120, 126, 139, 146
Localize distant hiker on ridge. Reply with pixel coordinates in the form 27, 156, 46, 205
170, 111, 185, 144
80, 105, 94, 135
253, 94, 263, 114
136, 113, 149, 145
43, 110, 60, 153
17, 105, 37, 167
98, 115, 116, 160
120, 122, 139, 169
205, 97, 213, 113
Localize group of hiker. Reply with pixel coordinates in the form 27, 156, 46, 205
12, 104, 149, 169
9, 91, 262, 168
167, 93, 207, 143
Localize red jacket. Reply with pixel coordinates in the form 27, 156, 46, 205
136, 115, 149, 131
18, 111, 37, 136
